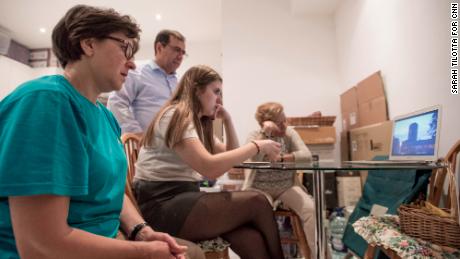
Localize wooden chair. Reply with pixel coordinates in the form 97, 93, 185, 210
428, 139, 460, 209
274, 171, 311, 259
363, 139, 460, 259
120, 133, 230, 259
121, 133, 142, 212
275, 209, 311, 259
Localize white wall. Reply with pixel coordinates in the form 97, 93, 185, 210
335, 0, 460, 157
135, 40, 222, 76
0, 56, 62, 100
0, 56, 33, 99
222, 0, 341, 157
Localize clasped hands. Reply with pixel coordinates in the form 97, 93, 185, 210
136, 226, 187, 259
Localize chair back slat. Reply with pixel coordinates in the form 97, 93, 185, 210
428, 139, 460, 207
121, 133, 142, 212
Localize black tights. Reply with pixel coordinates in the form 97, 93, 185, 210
178, 191, 284, 259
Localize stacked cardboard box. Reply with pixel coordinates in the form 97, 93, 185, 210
294, 126, 336, 145
293, 126, 336, 163
340, 71, 389, 132
340, 87, 359, 131
305, 144, 335, 162
356, 72, 388, 126
349, 121, 393, 161
349, 120, 393, 184
340, 71, 390, 196
290, 119, 338, 209
340, 71, 390, 164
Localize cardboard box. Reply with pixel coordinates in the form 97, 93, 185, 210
306, 144, 335, 162
349, 120, 393, 161
356, 71, 389, 127
340, 131, 350, 162
349, 120, 393, 184
358, 96, 388, 126
340, 87, 359, 130
336, 175, 362, 207
340, 71, 389, 131
293, 126, 336, 144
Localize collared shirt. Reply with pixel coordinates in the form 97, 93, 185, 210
107, 60, 178, 133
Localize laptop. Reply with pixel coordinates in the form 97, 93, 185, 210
346, 105, 442, 165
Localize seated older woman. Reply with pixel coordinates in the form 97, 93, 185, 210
243, 102, 317, 257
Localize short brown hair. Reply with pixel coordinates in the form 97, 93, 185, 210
154, 29, 186, 55
52, 4, 141, 68
255, 102, 284, 126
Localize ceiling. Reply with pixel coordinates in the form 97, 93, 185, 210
0, 0, 339, 49
0, 0, 222, 49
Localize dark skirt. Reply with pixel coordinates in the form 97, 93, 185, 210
133, 179, 206, 236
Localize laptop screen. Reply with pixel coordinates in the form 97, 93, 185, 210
390, 106, 441, 160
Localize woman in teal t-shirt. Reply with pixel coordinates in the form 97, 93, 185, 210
0, 5, 201, 259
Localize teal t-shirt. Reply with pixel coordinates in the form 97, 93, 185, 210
0, 75, 127, 258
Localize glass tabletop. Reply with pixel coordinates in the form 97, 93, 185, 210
234, 161, 445, 171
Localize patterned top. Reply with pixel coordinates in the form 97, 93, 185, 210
244, 127, 312, 192
252, 169, 296, 191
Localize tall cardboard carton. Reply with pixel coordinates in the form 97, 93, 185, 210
340, 87, 359, 131
340, 131, 350, 162
356, 71, 389, 126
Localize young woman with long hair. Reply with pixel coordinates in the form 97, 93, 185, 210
134, 65, 285, 259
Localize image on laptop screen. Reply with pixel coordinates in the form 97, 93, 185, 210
390, 106, 441, 160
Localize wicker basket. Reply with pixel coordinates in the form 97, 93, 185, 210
286, 116, 336, 126
398, 204, 460, 248
398, 164, 460, 248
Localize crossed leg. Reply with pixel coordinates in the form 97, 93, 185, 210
178, 191, 284, 259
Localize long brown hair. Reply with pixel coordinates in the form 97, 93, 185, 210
142, 65, 222, 153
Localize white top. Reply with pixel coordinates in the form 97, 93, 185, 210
134, 108, 203, 182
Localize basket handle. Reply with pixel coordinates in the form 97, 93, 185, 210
446, 163, 459, 222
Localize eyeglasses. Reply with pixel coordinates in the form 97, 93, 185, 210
103, 35, 135, 60
166, 44, 188, 57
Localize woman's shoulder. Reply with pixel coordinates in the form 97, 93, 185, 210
285, 126, 299, 137
154, 106, 177, 132
1, 75, 77, 107
247, 129, 264, 141
157, 106, 176, 124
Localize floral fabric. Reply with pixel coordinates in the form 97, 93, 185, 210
196, 237, 230, 252
353, 215, 460, 258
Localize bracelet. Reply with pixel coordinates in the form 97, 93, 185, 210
128, 222, 149, 241
251, 140, 260, 154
